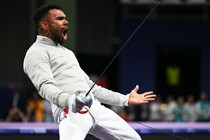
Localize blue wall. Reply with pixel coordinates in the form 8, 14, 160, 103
119, 20, 210, 98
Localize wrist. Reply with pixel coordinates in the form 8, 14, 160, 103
124, 94, 130, 106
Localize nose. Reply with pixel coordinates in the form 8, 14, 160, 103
64, 19, 68, 25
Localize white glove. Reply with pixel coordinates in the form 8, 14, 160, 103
68, 90, 93, 114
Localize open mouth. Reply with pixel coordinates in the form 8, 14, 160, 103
62, 27, 69, 40
63, 27, 68, 35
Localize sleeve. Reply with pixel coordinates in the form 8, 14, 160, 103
23, 49, 71, 108
83, 73, 129, 106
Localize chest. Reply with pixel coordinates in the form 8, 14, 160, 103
47, 47, 79, 69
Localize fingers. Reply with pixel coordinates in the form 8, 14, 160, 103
144, 94, 156, 98
133, 85, 139, 92
143, 92, 155, 96
143, 92, 156, 101
143, 91, 154, 96
144, 98, 156, 101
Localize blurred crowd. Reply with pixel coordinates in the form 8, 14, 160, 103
0, 81, 53, 122
113, 92, 210, 122
0, 81, 210, 123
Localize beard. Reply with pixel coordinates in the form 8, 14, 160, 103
49, 28, 66, 45
50, 33, 65, 45
52, 35, 64, 45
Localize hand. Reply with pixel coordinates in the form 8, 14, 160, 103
68, 90, 93, 114
75, 90, 93, 113
128, 85, 156, 105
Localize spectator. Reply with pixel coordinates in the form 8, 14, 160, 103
164, 95, 177, 121
196, 92, 210, 122
174, 96, 189, 122
43, 99, 54, 122
5, 107, 26, 122
11, 89, 21, 108
149, 96, 164, 121
184, 94, 197, 122
26, 91, 44, 122
134, 103, 150, 121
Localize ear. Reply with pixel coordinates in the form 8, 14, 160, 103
39, 21, 48, 31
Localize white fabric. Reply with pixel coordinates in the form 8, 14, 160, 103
59, 99, 141, 140
23, 36, 129, 123
23, 35, 137, 139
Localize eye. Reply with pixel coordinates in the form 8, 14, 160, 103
57, 16, 65, 21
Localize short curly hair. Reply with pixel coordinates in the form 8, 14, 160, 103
32, 4, 63, 29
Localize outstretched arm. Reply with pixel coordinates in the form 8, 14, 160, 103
128, 85, 156, 105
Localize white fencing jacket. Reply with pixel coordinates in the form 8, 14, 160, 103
23, 35, 128, 123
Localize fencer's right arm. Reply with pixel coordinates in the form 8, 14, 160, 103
23, 48, 70, 108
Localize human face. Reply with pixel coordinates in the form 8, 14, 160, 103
44, 9, 69, 44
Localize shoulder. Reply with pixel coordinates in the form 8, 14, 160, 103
25, 43, 49, 60
23, 43, 50, 69
27, 42, 47, 54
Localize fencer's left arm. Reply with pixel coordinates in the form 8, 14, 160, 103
84, 73, 156, 106
84, 74, 129, 106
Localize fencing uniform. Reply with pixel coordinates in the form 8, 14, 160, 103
23, 35, 141, 140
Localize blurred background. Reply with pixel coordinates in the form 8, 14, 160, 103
0, 0, 210, 140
